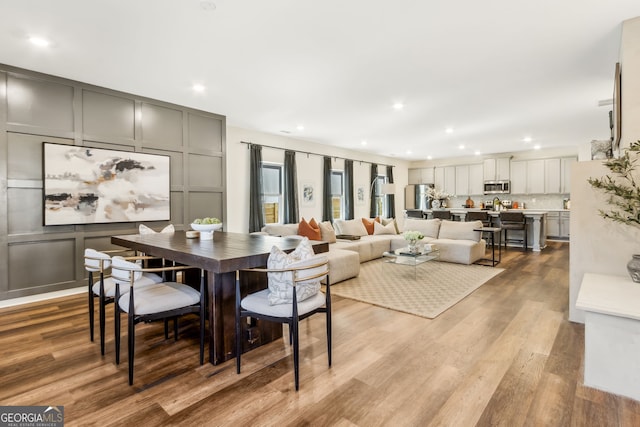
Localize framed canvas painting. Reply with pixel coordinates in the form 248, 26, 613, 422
43, 143, 171, 225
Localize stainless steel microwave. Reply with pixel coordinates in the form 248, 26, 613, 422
483, 180, 510, 194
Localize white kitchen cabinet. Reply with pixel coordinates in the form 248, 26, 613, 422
408, 169, 421, 184
444, 166, 456, 196
421, 167, 435, 184
434, 167, 445, 191
546, 212, 560, 237
455, 165, 469, 196
469, 163, 484, 195
561, 157, 576, 194
527, 159, 545, 194
561, 211, 570, 238
483, 158, 510, 181
510, 160, 527, 194
544, 158, 561, 194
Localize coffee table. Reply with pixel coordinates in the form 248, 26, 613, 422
382, 247, 440, 279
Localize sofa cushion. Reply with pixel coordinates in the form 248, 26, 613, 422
334, 219, 368, 236
438, 220, 483, 242
434, 238, 486, 265
381, 217, 400, 234
298, 217, 321, 240
325, 248, 360, 283
373, 220, 397, 235
262, 223, 299, 236
319, 221, 337, 243
403, 218, 441, 239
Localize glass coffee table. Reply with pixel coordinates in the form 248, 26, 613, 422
382, 247, 440, 280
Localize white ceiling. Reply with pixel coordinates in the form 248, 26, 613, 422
1, 1, 639, 161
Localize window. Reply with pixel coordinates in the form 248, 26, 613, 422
261, 163, 282, 224
374, 175, 388, 217
331, 170, 344, 220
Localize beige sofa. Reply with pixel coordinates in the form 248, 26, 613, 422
256, 218, 487, 284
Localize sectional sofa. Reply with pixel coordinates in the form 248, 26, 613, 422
255, 217, 487, 284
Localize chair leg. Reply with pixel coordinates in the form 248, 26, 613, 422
115, 307, 121, 365
88, 272, 94, 342
292, 319, 299, 391
128, 312, 135, 386
235, 275, 242, 374
99, 273, 106, 356
327, 307, 332, 368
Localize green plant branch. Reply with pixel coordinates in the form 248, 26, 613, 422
588, 140, 640, 228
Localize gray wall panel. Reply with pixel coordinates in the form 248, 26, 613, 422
8, 188, 44, 234
8, 133, 73, 180
189, 192, 223, 223
141, 103, 183, 148
9, 240, 75, 290
188, 154, 223, 188
82, 90, 135, 140
143, 148, 183, 187
189, 113, 223, 151
171, 191, 184, 225
6, 75, 74, 131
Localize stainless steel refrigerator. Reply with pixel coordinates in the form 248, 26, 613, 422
404, 184, 434, 211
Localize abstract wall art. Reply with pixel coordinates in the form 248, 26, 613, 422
43, 143, 170, 225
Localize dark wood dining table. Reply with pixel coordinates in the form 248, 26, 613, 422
111, 231, 329, 365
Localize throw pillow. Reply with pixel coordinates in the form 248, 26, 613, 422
381, 217, 400, 234
319, 221, 337, 243
334, 219, 368, 236
298, 217, 321, 240
361, 217, 381, 235
266, 240, 323, 305
289, 236, 315, 260
373, 220, 397, 235
139, 224, 175, 234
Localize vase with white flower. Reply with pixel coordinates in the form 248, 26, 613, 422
403, 230, 424, 254
427, 187, 450, 209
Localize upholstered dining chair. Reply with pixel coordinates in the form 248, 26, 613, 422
499, 211, 527, 251
235, 253, 331, 391
84, 249, 162, 355
110, 256, 205, 385
431, 210, 452, 220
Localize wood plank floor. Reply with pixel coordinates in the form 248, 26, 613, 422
2, 241, 640, 426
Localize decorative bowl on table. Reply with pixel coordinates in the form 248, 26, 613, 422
190, 223, 222, 232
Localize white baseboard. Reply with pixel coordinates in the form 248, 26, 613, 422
0, 287, 85, 309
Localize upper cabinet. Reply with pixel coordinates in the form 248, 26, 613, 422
469, 163, 484, 195
455, 165, 469, 196
444, 166, 456, 196
483, 158, 510, 181
510, 157, 577, 194
408, 167, 435, 184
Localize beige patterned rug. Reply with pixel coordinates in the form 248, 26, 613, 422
330, 259, 504, 319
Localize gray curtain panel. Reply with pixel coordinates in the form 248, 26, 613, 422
249, 144, 264, 233
369, 163, 378, 217
323, 156, 333, 222
283, 150, 299, 224
387, 165, 395, 218
344, 159, 354, 220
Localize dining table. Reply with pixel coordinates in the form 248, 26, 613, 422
111, 231, 329, 365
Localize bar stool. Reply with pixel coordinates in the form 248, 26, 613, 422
466, 211, 491, 227
499, 211, 527, 251
431, 210, 452, 220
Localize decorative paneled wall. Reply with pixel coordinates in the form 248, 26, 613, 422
0, 64, 226, 300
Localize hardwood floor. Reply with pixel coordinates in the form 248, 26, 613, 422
2, 241, 640, 426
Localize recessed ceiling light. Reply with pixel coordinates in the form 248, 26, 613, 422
533, 144, 541, 150
523, 136, 532, 143
446, 127, 454, 134
296, 125, 304, 131
427, 155, 433, 160
361, 140, 367, 146
406, 150, 412, 155
29, 36, 50, 47
474, 151, 481, 156
392, 102, 404, 110
458, 144, 465, 150
192, 84, 205, 92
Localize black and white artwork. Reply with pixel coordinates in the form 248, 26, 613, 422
43, 143, 170, 225
302, 182, 315, 206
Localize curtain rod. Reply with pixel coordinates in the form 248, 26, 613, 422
240, 141, 395, 168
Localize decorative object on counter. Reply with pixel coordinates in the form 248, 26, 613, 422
191, 217, 223, 240
403, 230, 424, 254
431, 199, 441, 209
627, 255, 640, 283
493, 197, 502, 211
465, 196, 474, 208
427, 187, 449, 209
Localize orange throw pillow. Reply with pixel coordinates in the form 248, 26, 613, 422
361, 217, 381, 235
298, 217, 321, 240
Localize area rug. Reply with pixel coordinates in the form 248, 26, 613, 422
330, 259, 504, 319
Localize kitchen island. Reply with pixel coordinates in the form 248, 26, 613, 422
423, 209, 548, 251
